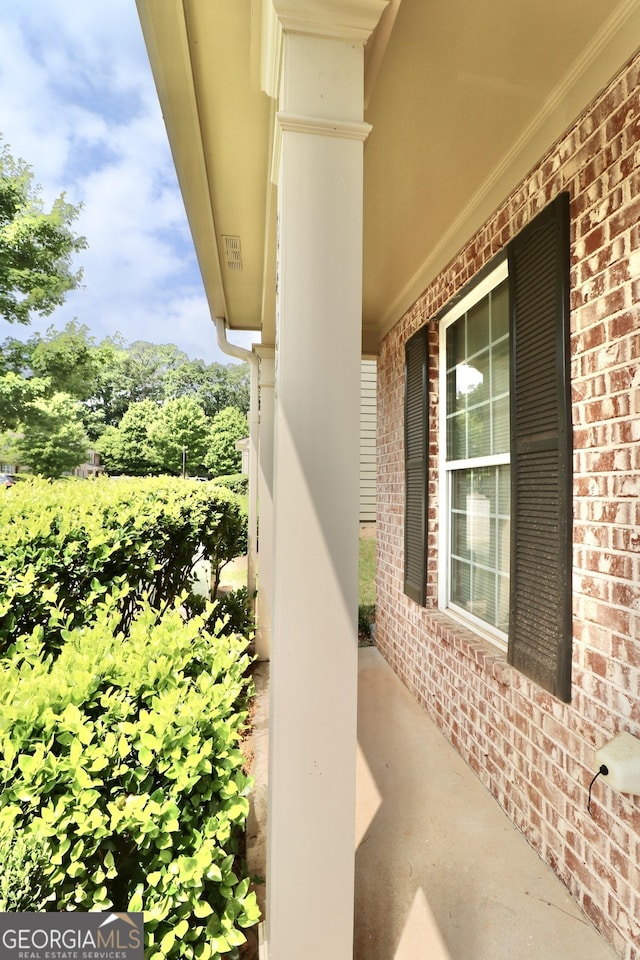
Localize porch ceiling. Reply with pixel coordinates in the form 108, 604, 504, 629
136, 0, 640, 354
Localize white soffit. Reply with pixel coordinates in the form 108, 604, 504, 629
136, 0, 227, 323
363, 0, 640, 341
137, 0, 272, 333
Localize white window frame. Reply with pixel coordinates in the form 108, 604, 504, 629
437, 260, 509, 652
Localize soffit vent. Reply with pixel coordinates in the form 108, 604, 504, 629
222, 235, 242, 271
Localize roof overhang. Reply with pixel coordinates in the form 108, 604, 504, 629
137, 0, 640, 354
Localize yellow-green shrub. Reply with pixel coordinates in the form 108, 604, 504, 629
0, 477, 247, 654
0, 598, 259, 959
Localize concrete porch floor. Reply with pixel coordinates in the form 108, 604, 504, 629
247, 648, 618, 960
354, 646, 617, 960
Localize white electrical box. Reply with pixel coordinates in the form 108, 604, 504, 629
595, 732, 640, 796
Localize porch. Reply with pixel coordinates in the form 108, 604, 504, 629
248, 647, 618, 960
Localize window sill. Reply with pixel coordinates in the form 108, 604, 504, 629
422, 607, 515, 690
445, 604, 508, 655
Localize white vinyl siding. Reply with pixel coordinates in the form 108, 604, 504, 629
360, 360, 377, 522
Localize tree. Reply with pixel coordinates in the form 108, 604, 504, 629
87, 340, 191, 435
122, 341, 189, 406
83, 336, 133, 436
0, 371, 49, 431
8, 392, 89, 478
163, 358, 250, 418
149, 396, 211, 476
84, 341, 250, 439
30, 321, 100, 401
0, 334, 37, 376
97, 400, 161, 476
221, 362, 250, 415
0, 325, 252, 456
0, 139, 86, 324
0, 322, 107, 441
204, 406, 248, 478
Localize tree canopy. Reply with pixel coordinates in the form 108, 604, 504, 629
0, 323, 250, 478
97, 400, 161, 476
1, 392, 89, 478
21, 394, 88, 478
0, 371, 49, 432
204, 406, 249, 478
0, 139, 249, 479
149, 396, 212, 476
0, 140, 86, 325
30, 320, 100, 401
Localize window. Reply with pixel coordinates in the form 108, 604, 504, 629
404, 193, 572, 700
439, 263, 510, 646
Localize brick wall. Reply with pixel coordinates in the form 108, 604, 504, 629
376, 52, 640, 960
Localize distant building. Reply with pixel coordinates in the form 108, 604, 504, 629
69, 450, 104, 479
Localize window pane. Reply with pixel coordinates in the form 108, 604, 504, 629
451, 558, 471, 608
451, 510, 470, 562
467, 298, 489, 356
470, 352, 490, 405
492, 396, 510, 454
451, 469, 472, 564
492, 337, 509, 396
451, 468, 472, 508
466, 403, 490, 458
445, 282, 510, 465
449, 465, 510, 632
491, 279, 509, 339
448, 366, 467, 413
446, 319, 465, 361
448, 411, 468, 460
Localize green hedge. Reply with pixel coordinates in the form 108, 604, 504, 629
209, 474, 248, 496
0, 477, 247, 655
0, 598, 259, 958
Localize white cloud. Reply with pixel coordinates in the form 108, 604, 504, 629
0, 0, 245, 366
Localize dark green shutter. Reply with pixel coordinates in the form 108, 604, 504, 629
404, 327, 429, 605
507, 192, 572, 701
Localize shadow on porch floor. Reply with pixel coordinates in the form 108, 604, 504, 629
247, 649, 618, 959
355, 646, 617, 960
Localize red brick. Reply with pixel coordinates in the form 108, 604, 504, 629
622, 111, 640, 154
582, 223, 606, 256
575, 320, 608, 352
592, 78, 627, 127
578, 152, 608, 192
585, 648, 609, 677
610, 195, 640, 236
584, 550, 633, 580
605, 101, 632, 142
609, 310, 639, 338
576, 186, 624, 237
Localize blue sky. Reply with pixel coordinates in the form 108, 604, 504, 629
0, 1, 254, 364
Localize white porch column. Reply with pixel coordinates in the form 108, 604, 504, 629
266, 4, 384, 958
255, 345, 275, 661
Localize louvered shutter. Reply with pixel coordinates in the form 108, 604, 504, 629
404, 328, 428, 605
507, 192, 572, 701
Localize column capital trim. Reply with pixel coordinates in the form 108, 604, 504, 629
255, 344, 276, 388
278, 111, 372, 141
272, 0, 388, 42
254, 343, 276, 360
